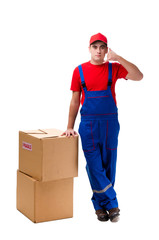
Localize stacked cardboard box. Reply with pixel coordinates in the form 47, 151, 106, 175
16, 128, 78, 223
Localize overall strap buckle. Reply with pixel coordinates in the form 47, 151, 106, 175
82, 82, 86, 88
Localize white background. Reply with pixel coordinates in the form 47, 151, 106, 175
0, 0, 159, 239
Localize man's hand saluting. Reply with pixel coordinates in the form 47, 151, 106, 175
107, 48, 119, 62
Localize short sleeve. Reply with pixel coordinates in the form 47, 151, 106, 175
70, 66, 81, 91
113, 62, 128, 80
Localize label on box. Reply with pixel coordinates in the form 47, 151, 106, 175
22, 141, 32, 151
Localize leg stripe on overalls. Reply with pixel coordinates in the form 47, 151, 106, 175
93, 183, 112, 193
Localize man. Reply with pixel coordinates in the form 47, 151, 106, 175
61, 33, 143, 222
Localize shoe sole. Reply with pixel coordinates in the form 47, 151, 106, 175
97, 216, 109, 222
110, 213, 120, 222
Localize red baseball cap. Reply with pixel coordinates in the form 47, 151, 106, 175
89, 33, 108, 46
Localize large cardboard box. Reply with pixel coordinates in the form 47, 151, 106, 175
17, 170, 73, 223
19, 128, 78, 181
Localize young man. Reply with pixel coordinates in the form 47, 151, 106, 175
61, 33, 143, 222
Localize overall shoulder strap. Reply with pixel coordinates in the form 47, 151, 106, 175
108, 62, 112, 86
78, 65, 87, 91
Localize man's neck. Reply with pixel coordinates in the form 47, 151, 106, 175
90, 59, 105, 65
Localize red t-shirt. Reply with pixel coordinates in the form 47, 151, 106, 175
70, 61, 128, 106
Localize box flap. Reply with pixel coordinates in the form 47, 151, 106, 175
21, 129, 64, 139
22, 129, 45, 134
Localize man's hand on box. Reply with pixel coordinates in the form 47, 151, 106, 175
61, 129, 78, 138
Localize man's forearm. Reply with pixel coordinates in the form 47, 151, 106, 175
116, 55, 143, 81
67, 101, 80, 129
107, 48, 143, 81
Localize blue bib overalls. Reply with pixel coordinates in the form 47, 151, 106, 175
78, 63, 120, 211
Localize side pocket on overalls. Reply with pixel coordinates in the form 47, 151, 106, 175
79, 121, 96, 152
106, 119, 120, 150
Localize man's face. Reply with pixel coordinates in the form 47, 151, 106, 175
89, 41, 108, 64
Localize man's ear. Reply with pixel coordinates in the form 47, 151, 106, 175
88, 45, 91, 53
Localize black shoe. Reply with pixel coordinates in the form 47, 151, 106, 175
108, 208, 120, 222
95, 209, 109, 222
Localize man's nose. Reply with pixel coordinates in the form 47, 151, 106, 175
97, 47, 101, 53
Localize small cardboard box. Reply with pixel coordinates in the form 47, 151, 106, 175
17, 170, 73, 223
19, 128, 78, 181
